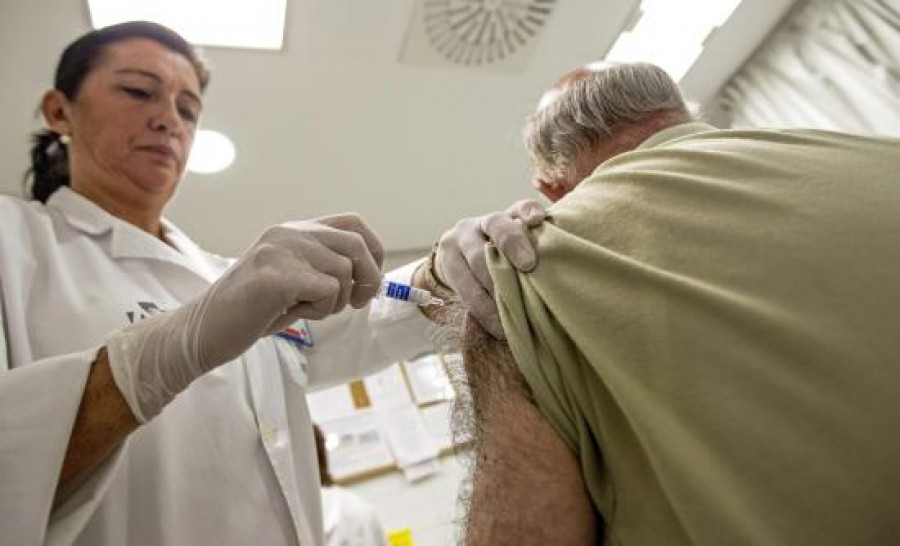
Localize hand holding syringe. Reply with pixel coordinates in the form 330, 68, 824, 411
374, 279, 444, 307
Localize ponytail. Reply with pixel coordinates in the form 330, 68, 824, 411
25, 129, 69, 203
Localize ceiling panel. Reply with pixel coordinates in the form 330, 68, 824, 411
0, 0, 792, 259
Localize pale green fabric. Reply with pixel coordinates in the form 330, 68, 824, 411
489, 122, 900, 545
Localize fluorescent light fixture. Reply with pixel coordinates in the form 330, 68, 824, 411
603, 0, 742, 80
187, 130, 236, 174
86, 0, 287, 50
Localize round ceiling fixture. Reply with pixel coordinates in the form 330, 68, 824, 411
424, 0, 557, 66
187, 129, 236, 174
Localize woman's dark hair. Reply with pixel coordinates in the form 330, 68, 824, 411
24, 21, 211, 203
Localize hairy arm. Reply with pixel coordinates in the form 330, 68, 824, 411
458, 317, 598, 545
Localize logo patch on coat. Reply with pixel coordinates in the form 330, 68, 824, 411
125, 301, 164, 324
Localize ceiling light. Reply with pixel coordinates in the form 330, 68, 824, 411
86, 0, 287, 50
187, 130, 236, 174
604, 0, 742, 80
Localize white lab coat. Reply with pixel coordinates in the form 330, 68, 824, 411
321, 487, 388, 546
0, 187, 436, 546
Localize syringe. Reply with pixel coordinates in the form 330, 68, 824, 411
377, 279, 444, 307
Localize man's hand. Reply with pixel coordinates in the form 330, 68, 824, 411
434, 199, 545, 338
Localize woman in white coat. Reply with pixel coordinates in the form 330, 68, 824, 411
0, 21, 543, 546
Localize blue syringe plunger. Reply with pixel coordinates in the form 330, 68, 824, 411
378, 280, 444, 307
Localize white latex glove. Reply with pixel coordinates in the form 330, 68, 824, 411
107, 213, 383, 422
435, 199, 546, 339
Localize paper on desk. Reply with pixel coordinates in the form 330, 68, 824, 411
307, 384, 357, 423
401, 457, 441, 482
363, 363, 413, 409
420, 401, 456, 450
318, 410, 394, 480
403, 354, 455, 405
377, 402, 440, 469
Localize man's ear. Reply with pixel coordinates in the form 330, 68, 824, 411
534, 180, 572, 203
41, 89, 73, 136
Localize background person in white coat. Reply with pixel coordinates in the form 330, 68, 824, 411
314, 424, 388, 546
0, 21, 543, 546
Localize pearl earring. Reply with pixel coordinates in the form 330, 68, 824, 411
60, 134, 71, 145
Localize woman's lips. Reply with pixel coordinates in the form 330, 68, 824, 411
137, 145, 179, 163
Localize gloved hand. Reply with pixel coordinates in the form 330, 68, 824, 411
434, 199, 546, 339
106, 214, 383, 422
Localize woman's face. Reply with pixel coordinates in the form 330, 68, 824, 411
45, 38, 203, 211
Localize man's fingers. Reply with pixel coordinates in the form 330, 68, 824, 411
506, 199, 546, 227
469, 298, 506, 340
480, 213, 537, 272
455, 223, 494, 297
445, 253, 504, 337
432, 200, 542, 338
467, 246, 493, 298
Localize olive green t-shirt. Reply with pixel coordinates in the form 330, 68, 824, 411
489, 123, 900, 545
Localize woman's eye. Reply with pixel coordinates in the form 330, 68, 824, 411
122, 87, 152, 100
179, 107, 198, 123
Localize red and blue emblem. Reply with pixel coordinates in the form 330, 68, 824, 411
276, 319, 314, 348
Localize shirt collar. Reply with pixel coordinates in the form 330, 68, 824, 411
637, 121, 717, 151
46, 186, 226, 282
46, 186, 115, 236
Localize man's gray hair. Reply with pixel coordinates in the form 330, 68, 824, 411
524, 62, 693, 182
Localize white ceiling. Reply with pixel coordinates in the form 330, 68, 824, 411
0, 0, 796, 263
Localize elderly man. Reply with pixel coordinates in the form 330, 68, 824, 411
431, 62, 900, 545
